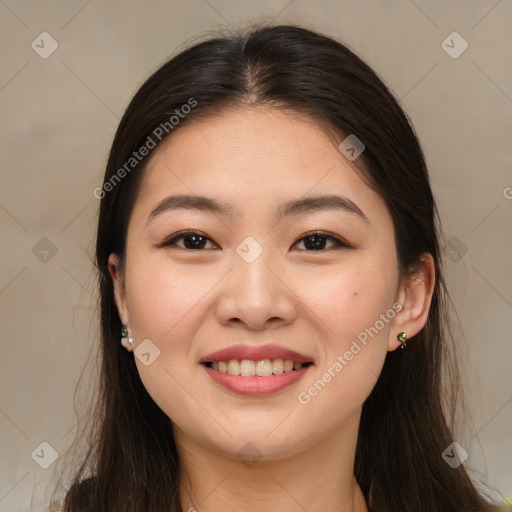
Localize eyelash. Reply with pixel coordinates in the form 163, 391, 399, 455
160, 230, 351, 251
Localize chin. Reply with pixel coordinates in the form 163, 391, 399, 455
200, 427, 316, 464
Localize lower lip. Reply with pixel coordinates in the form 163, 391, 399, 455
201, 363, 312, 396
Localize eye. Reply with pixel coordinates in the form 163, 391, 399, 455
160, 230, 218, 250
160, 230, 350, 251
291, 231, 350, 251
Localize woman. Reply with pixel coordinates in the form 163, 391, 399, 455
47, 23, 510, 512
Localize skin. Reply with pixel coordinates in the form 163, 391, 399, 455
109, 107, 435, 512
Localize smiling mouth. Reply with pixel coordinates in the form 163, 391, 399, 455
202, 359, 314, 377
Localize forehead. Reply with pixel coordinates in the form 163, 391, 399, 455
131, 107, 390, 227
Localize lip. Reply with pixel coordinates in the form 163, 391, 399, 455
201, 363, 312, 396
199, 343, 313, 364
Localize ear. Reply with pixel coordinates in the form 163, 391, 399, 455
108, 253, 130, 325
387, 252, 436, 351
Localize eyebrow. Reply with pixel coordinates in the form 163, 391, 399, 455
146, 193, 369, 225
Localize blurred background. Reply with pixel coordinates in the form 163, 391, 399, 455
0, 1, 511, 510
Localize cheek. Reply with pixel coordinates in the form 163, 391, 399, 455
125, 254, 209, 341
123, 260, 202, 422
122, 253, 217, 404
301, 261, 398, 343
295, 269, 395, 421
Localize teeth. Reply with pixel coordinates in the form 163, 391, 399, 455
272, 359, 283, 374
208, 358, 309, 376
227, 360, 240, 376
283, 359, 294, 372
256, 359, 272, 377
240, 360, 256, 376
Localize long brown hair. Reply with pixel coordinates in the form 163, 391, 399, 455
51, 23, 506, 512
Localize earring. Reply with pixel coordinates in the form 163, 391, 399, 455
397, 331, 407, 350
121, 324, 134, 352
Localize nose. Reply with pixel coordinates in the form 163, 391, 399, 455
214, 246, 297, 331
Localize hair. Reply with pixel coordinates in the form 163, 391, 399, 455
50, 23, 506, 512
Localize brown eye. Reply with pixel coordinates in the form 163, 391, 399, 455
161, 231, 218, 250
292, 231, 350, 251
160, 230, 350, 251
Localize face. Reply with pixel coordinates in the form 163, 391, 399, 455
110, 107, 407, 461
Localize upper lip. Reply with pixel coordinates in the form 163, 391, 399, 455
199, 344, 313, 364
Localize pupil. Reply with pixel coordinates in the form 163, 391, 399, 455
183, 234, 327, 250
306, 235, 325, 250
184, 235, 206, 249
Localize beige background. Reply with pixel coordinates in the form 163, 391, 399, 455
0, 1, 511, 510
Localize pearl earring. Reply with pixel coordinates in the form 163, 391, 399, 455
121, 324, 133, 352
397, 331, 407, 349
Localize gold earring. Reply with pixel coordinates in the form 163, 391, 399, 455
397, 331, 407, 349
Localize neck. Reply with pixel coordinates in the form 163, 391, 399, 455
174, 408, 368, 512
